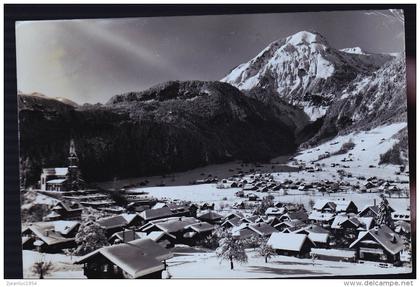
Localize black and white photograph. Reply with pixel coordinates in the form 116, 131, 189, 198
6, 5, 415, 280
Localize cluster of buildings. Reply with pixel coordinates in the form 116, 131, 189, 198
21, 141, 411, 278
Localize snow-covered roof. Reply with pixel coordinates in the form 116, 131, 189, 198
74, 238, 173, 278
349, 225, 404, 255
267, 233, 313, 252
308, 211, 335, 222
307, 232, 329, 244
197, 211, 223, 221
146, 231, 175, 241
24, 221, 80, 246
46, 178, 67, 184
140, 206, 174, 221
42, 167, 69, 176
186, 222, 214, 233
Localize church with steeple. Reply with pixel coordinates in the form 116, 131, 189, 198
40, 139, 85, 191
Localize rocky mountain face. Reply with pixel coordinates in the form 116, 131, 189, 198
222, 31, 394, 121
222, 31, 407, 152
304, 55, 407, 147
18, 81, 303, 185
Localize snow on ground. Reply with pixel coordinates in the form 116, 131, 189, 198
22, 250, 85, 279
167, 250, 411, 278
139, 184, 241, 204
295, 123, 406, 175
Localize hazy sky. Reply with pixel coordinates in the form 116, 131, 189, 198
16, 10, 405, 104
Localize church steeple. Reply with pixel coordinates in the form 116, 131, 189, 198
68, 139, 79, 167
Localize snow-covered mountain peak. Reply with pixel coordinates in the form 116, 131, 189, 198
285, 31, 328, 47
222, 31, 394, 121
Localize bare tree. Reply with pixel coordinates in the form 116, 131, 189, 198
32, 260, 53, 279
216, 233, 248, 270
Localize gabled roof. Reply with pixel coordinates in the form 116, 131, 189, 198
139, 207, 174, 221
247, 223, 278, 237
47, 178, 67, 184
349, 225, 405, 255
42, 167, 69, 176
221, 217, 242, 228
146, 231, 176, 241
97, 214, 140, 229
185, 222, 214, 233
308, 211, 335, 222
268, 233, 314, 252
358, 205, 380, 217
109, 230, 141, 242
145, 217, 199, 234
280, 211, 308, 221
275, 219, 305, 229
24, 221, 80, 246
313, 200, 336, 211
224, 211, 244, 220
240, 215, 259, 223
265, 207, 285, 216
74, 238, 173, 278
54, 200, 83, 212
197, 211, 223, 221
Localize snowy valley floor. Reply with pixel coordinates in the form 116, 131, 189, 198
167, 249, 411, 278
23, 248, 411, 279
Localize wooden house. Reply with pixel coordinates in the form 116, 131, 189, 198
22, 220, 80, 253
267, 233, 315, 258
349, 225, 405, 263
74, 238, 173, 279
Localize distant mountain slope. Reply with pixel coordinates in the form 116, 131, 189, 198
304, 55, 407, 147
18, 81, 300, 185
222, 31, 394, 121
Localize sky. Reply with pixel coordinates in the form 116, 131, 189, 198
16, 9, 405, 104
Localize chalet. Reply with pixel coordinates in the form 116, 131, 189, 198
295, 224, 330, 248
279, 211, 309, 222
358, 205, 381, 218
331, 215, 375, 232
74, 238, 173, 279
183, 222, 215, 245
197, 210, 223, 224
274, 219, 305, 232
22, 220, 80, 253
140, 217, 202, 245
97, 214, 143, 237
221, 217, 242, 229
267, 233, 315, 258
394, 221, 411, 237
239, 215, 260, 224
146, 231, 177, 248
244, 222, 278, 237
108, 230, 143, 244
46, 201, 83, 220
349, 225, 405, 263
223, 211, 244, 221
313, 199, 358, 215
308, 211, 335, 226
232, 228, 256, 240
265, 207, 285, 217
139, 206, 174, 223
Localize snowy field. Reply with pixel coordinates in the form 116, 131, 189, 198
139, 183, 409, 214
167, 249, 411, 278
22, 250, 85, 279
